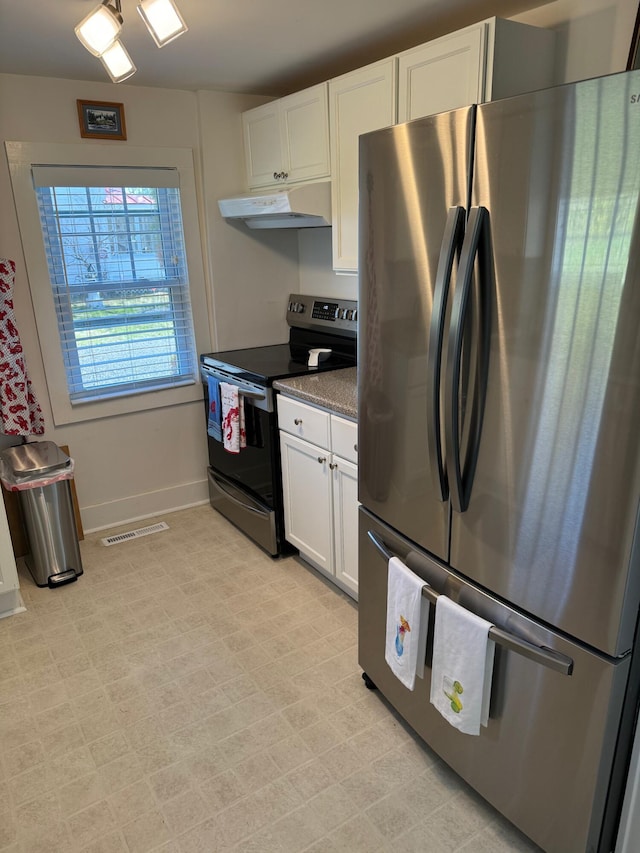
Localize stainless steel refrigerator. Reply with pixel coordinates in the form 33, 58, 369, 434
357, 69, 640, 853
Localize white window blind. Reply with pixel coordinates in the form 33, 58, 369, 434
33, 165, 197, 403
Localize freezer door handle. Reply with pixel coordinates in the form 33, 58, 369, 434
367, 530, 574, 676
427, 206, 466, 501
444, 206, 493, 513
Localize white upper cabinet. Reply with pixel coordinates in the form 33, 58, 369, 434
398, 23, 485, 123
398, 17, 556, 123
329, 58, 397, 273
242, 83, 331, 189
241, 101, 281, 189
328, 18, 555, 272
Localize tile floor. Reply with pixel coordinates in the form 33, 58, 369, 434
0, 505, 542, 853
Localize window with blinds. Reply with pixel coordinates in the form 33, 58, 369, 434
33, 165, 197, 403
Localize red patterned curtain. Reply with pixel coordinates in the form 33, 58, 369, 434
0, 259, 45, 436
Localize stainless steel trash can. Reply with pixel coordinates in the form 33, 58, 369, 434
1, 442, 83, 588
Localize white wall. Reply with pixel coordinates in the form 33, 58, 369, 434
0, 73, 298, 531
296, 0, 639, 300
197, 90, 300, 350
297, 229, 357, 301
514, 0, 638, 82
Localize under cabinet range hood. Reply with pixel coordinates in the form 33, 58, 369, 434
218, 181, 331, 229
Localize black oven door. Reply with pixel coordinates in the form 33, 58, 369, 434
201, 366, 284, 555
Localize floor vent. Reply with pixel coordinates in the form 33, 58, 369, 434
101, 521, 169, 546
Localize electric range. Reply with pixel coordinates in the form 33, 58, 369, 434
200, 293, 357, 555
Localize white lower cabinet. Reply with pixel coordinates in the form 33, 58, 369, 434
331, 454, 358, 595
278, 395, 359, 598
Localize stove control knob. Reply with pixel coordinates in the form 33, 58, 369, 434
296, 302, 306, 313
352, 309, 358, 321
345, 309, 354, 321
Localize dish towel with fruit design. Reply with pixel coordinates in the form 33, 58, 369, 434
385, 557, 429, 690
0, 259, 44, 436
430, 596, 495, 735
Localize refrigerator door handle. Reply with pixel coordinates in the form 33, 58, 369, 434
367, 530, 574, 676
427, 206, 466, 501
445, 206, 493, 513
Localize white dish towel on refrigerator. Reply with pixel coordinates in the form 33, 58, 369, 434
430, 595, 495, 735
385, 557, 429, 690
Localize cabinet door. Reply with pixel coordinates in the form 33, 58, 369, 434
0, 495, 21, 617
330, 58, 397, 272
280, 432, 333, 574
332, 456, 359, 597
242, 100, 283, 189
330, 414, 358, 464
280, 83, 330, 184
398, 23, 486, 123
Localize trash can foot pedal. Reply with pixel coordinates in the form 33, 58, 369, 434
48, 570, 78, 588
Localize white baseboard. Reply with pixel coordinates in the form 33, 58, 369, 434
81, 479, 210, 534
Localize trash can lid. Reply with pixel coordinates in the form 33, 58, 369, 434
1, 441, 71, 476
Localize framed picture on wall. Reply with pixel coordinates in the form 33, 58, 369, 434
77, 99, 127, 140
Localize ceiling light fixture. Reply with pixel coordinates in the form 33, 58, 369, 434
75, 0, 188, 83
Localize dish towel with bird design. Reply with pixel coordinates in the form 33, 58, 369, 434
385, 556, 429, 690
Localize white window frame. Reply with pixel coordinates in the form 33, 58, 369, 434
6, 141, 211, 426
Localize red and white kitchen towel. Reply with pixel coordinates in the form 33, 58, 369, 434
0, 259, 44, 436
220, 382, 246, 454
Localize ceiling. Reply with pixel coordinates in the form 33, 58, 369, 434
0, 0, 549, 96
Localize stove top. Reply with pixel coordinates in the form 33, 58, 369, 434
200, 293, 357, 386
200, 343, 354, 385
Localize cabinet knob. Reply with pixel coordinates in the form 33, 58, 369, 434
273, 171, 278, 179
329, 462, 338, 470
294, 418, 302, 425
354, 444, 358, 452
317, 456, 326, 464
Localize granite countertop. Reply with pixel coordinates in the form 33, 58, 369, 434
273, 367, 357, 419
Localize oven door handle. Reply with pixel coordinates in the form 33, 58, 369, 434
236, 388, 266, 401
201, 364, 272, 411
208, 471, 271, 518
201, 367, 267, 401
